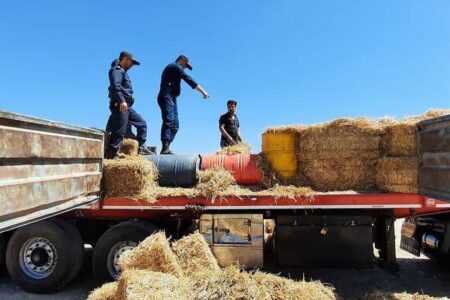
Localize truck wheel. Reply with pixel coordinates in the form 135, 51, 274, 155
49, 218, 84, 282
0, 234, 5, 268
92, 220, 156, 283
5, 220, 73, 293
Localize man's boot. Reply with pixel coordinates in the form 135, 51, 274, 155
160, 141, 174, 155
138, 143, 155, 155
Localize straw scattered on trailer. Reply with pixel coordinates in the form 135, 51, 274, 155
118, 231, 184, 278
376, 157, 418, 193
255, 184, 315, 201
216, 142, 252, 155
172, 233, 221, 274
103, 156, 159, 202
86, 281, 117, 300
253, 271, 336, 300
116, 269, 181, 300
119, 138, 139, 156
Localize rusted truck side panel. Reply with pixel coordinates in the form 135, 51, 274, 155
417, 114, 450, 201
0, 111, 104, 232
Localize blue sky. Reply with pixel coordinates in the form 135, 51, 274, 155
0, 0, 449, 153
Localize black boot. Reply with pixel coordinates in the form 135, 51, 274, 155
160, 141, 174, 154
138, 143, 155, 155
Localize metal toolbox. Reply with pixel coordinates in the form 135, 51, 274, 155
200, 214, 263, 268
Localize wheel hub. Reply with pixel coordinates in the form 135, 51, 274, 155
20, 238, 57, 279
107, 241, 137, 280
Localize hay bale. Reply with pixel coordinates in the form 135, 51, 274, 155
253, 272, 336, 300
87, 282, 118, 300
103, 156, 158, 202
216, 142, 252, 155
119, 138, 139, 156
184, 265, 269, 300
376, 157, 418, 193
116, 269, 181, 300
382, 109, 450, 156
118, 232, 184, 278
263, 125, 305, 134
172, 233, 220, 274
298, 118, 383, 160
300, 158, 376, 191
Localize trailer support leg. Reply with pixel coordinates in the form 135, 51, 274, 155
375, 215, 399, 271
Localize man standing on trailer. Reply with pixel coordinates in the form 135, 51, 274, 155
107, 51, 154, 158
157, 55, 210, 154
219, 100, 243, 148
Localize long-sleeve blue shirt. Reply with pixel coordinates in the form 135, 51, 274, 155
108, 60, 133, 104
158, 63, 198, 98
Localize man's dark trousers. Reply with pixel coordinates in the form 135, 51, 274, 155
157, 94, 179, 143
108, 104, 147, 154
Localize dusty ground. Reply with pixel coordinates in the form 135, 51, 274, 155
0, 219, 449, 299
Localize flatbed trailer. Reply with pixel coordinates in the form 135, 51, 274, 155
1, 111, 449, 293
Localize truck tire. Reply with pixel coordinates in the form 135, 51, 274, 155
5, 220, 74, 293
92, 220, 157, 283
49, 218, 84, 282
0, 234, 5, 268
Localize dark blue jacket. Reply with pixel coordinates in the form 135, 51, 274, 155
108, 60, 133, 104
158, 63, 198, 98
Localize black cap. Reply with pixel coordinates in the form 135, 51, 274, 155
119, 51, 140, 65
176, 54, 192, 70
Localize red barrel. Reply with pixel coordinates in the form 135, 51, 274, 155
201, 154, 262, 185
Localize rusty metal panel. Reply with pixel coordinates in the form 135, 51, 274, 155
418, 114, 450, 201
0, 110, 104, 232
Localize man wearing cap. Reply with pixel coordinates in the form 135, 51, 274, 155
219, 100, 243, 148
106, 51, 154, 158
157, 55, 210, 154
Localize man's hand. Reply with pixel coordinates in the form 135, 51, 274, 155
119, 102, 128, 112
202, 92, 210, 100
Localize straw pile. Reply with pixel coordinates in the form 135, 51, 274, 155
118, 232, 184, 278
116, 269, 182, 300
103, 156, 159, 202
216, 142, 252, 155
366, 291, 439, 300
296, 118, 382, 191
119, 138, 139, 156
255, 184, 315, 201
253, 271, 336, 300
382, 109, 450, 156
376, 157, 418, 193
88, 232, 336, 300
87, 282, 117, 300
172, 233, 221, 274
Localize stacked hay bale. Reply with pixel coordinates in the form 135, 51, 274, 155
297, 118, 383, 191
377, 109, 450, 193
103, 156, 159, 202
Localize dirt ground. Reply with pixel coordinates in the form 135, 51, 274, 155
0, 219, 449, 299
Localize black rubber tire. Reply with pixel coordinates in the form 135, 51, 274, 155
5, 220, 74, 293
92, 220, 157, 283
0, 234, 5, 268
49, 218, 84, 282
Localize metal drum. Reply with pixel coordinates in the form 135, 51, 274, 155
144, 155, 201, 187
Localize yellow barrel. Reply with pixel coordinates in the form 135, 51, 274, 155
262, 132, 297, 178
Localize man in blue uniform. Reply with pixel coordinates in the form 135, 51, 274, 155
157, 55, 210, 154
219, 100, 243, 148
107, 51, 153, 158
